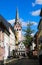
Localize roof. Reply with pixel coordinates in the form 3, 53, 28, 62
15, 8, 19, 20
34, 30, 41, 38
0, 15, 10, 34
0, 15, 15, 34
38, 18, 42, 29
14, 8, 22, 28
34, 31, 38, 37
8, 22, 15, 34
38, 8, 42, 29
40, 8, 42, 17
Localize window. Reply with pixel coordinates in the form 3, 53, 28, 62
0, 28, 1, 31
19, 29, 21, 31
17, 29, 18, 31
40, 40, 42, 43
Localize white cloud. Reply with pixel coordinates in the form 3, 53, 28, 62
8, 19, 15, 25
22, 21, 38, 27
8, 19, 37, 36
22, 22, 27, 27
8, 18, 38, 27
32, 3, 35, 7
32, 0, 42, 6
36, 0, 42, 4
19, 18, 38, 27
31, 9, 40, 16
31, 33, 34, 37
31, 21, 38, 26
8, 18, 27, 27
19, 18, 27, 27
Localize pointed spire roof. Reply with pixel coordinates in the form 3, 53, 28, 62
15, 8, 19, 20
14, 8, 21, 25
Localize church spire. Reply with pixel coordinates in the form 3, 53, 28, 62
14, 8, 20, 25
15, 8, 19, 21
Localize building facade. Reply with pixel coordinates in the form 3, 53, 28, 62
0, 15, 10, 60
34, 9, 42, 50
9, 23, 15, 57
14, 9, 22, 45
18, 42, 26, 56
14, 9, 26, 56
0, 15, 15, 60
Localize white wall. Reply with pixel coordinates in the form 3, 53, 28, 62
9, 28, 15, 56
18, 42, 25, 51
30, 42, 36, 50
18, 31, 22, 42
18, 42, 26, 55
3, 28, 15, 59
4, 32, 9, 60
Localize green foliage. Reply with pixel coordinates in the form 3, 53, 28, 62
23, 22, 34, 46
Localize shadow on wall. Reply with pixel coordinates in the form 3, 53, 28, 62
8, 50, 16, 58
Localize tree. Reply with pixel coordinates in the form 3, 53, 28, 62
23, 22, 34, 47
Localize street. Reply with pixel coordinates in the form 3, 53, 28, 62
5, 58, 39, 65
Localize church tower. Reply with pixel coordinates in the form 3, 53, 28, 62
14, 9, 26, 56
14, 8, 22, 45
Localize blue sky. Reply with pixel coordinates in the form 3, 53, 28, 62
0, 0, 42, 35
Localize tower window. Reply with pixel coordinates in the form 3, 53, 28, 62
19, 29, 21, 31
17, 29, 18, 31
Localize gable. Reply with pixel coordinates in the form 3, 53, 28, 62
18, 42, 25, 48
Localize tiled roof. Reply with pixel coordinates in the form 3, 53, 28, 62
0, 15, 10, 33
0, 15, 15, 34
8, 22, 15, 34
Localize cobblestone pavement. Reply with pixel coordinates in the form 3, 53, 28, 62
5, 58, 39, 65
